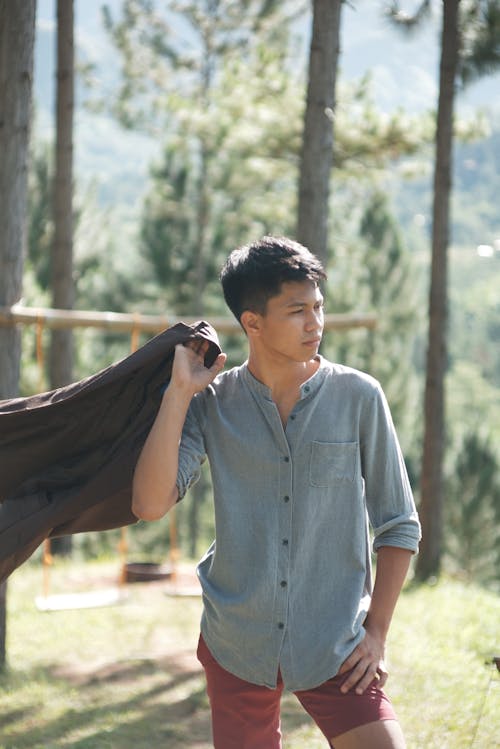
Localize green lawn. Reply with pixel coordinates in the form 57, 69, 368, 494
1, 559, 499, 748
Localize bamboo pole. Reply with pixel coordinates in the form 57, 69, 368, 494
0, 304, 377, 334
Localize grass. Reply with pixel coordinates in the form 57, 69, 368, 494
1, 558, 499, 749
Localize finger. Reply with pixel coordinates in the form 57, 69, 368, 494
374, 662, 388, 689
338, 657, 356, 676
184, 339, 209, 357
209, 352, 227, 375
355, 668, 382, 695
340, 654, 385, 693
376, 669, 388, 689
337, 643, 365, 675
352, 664, 388, 695
339, 660, 368, 693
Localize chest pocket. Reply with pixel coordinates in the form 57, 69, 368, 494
309, 441, 358, 487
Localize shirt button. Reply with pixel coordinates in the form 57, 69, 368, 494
290, 414, 296, 420
283, 495, 290, 503
278, 622, 285, 629
280, 580, 287, 588
282, 538, 289, 546
304, 385, 310, 393
283, 456, 290, 463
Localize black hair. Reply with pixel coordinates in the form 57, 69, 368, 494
220, 236, 326, 323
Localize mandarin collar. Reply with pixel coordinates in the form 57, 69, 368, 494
241, 356, 327, 402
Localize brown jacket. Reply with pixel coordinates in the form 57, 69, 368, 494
0, 321, 220, 583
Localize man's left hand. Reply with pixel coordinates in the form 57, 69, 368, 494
337, 628, 388, 695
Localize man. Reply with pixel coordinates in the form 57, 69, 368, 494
133, 236, 421, 748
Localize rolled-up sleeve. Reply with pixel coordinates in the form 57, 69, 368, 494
360, 381, 421, 553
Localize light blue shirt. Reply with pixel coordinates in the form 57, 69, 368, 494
177, 356, 421, 691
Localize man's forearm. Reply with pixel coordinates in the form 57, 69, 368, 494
365, 546, 413, 639
338, 545, 413, 694
132, 385, 193, 521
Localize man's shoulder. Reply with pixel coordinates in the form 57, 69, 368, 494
320, 358, 381, 395
212, 362, 246, 388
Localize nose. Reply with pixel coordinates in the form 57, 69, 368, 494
305, 307, 323, 332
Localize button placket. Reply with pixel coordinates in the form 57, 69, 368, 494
275, 449, 292, 634
258, 391, 293, 637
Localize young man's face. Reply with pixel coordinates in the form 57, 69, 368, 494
253, 280, 324, 363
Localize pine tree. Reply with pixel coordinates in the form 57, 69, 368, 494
388, 0, 500, 581
446, 432, 500, 585
0, 0, 36, 668
325, 189, 420, 452
297, 0, 342, 267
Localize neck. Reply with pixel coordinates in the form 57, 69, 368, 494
247, 350, 319, 396
247, 350, 319, 427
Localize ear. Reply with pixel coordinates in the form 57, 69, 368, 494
240, 310, 262, 338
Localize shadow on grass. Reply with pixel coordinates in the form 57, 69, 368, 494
0, 652, 212, 749
0, 651, 325, 749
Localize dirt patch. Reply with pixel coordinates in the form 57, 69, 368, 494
52, 647, 201, 687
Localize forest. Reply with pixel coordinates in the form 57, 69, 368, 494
1, 0, 499, 626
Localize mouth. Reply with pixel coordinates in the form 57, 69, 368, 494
303, 338, 321, 346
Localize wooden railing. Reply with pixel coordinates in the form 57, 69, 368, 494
0, 304, 377, 334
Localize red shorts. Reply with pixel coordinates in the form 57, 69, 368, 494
197, 634, 397, 748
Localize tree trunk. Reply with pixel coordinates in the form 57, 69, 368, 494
50, 0, 74, 390
0, 0, 36, 667
194, 140, 209, 317
49, 0, 75, 556
416, 0, 461, 581
296, 0, 342, 266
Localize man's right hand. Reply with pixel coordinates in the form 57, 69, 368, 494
170, 341, 227, 397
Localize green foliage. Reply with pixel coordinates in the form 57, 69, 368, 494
23, 140, 157, 388
383, 113, 494, 260
106, 0, 434, 314
139, 39, 303, 316
334, 75, 435, 172
452, 127, 500, 248
323, 187, 422, 450
387, 0, 500, 89
101, 0, 302, 132
447, 361, 500, 445
449, 244, 500, 392
104, 1, 308, 325
27, 143, 53, 290
459, 0, 500, 86
358, 191, 421, 428
445, 431, 500, 587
